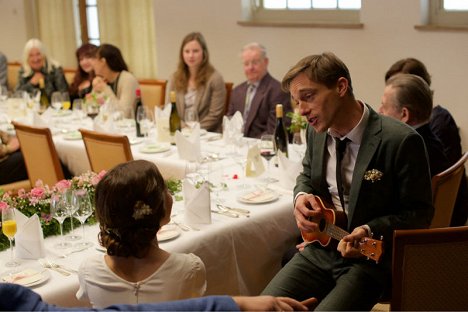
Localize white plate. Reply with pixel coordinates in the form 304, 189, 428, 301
129, 137, 143, 145
1, 268, 50, 287
95, 245, 107, 253
53, 110, 73, 117
237, 189, 279, 204
157, 224, 180, 242
63, 131, 82, 140
139, 143, 171, 154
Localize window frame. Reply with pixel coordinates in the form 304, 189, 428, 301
241, 0, 362, 28
428, 0, 468, 27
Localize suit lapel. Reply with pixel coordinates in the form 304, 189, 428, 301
245, 74, 271, 131
346, 109, 382, 226
311, 132, 330, 198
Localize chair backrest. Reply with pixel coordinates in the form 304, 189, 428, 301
7, 61, 21, 91
79, 128, 133, 172
430, 151, 468, 228
63, 68, 76, 85
391, 226, 468, 311
12, 121, 65, 187
138, 79, 167, 111
224, 82, 234, 115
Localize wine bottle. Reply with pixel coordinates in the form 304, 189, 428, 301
134, 89, 143, 137
169, 91, 181, 139
38, 78, 49, 113
274, 103, 289, 158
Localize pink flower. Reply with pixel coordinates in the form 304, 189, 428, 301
30, 187, 45, 199
55, 179, 71, 193
0, 201, 9, 212
17, 189, 26, 197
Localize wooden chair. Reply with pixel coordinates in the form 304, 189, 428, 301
0, 180, 31, 193
63, 67, 77, 85
11, 122, 65, 187
7, 61, 21, 91
391, 226, 468, 311
224, 82, 234, 115
138, 79, 167, 110
79, 128, 133, 172
430, 151, 468, 228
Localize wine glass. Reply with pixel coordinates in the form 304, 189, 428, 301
73, 99, 85, 121
62, 92, 71, 110
2, 206, 19, 267
63, 189, 80, 241
51, 91, 63, 112
292, 132, 306, 159
136, 105, 154, 144
208, 162, 226, 203
0, 85, 8, 104
259, 134, 277, 185
50, 194, 72, 249
72, 189, 94, 248
184, 107, 199, 132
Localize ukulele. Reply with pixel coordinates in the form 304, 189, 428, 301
300, 196, 383, 263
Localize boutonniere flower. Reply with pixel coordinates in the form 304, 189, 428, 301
363, 169, 383, 183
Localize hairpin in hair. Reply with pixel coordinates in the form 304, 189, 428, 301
132, 200, 153, 220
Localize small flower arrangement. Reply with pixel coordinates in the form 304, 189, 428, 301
363, 169, 383, 183
85, 91, 109, 107
0, 170, 106, 251
286, 110, 307, 133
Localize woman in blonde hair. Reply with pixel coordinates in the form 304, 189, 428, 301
168, 32, 226, 132
16, 38, 68, 101
76, 160, 206, 308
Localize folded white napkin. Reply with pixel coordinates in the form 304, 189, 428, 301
277, 150, 302, 190
15, 210, 46, 260
41, 107, 54, 120
222, 111, 244, 145
93, 117, 116, 133
245, 144, 265, 177
183, 179, 211, 224
33, 111, 48, 127
175, 127, 201, 162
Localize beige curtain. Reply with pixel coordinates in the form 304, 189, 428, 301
34, 0, 77, 68
97, 0, 158, 79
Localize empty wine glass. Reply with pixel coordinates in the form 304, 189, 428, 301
63, 189, 80, 241
72, 189, 94, 248
136, 105, 154, 144
2, 206, 19, 267
72, 99, 85, 121
260, 134, 277, 185
184, 107, 199, 131
50, 194, 72, 249
51, 91, 63, 112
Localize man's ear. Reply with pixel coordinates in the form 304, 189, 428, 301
400, 106, 411, 123
336, 77, 349, 96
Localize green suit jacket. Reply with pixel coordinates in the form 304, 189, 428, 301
294, 105, 434, 265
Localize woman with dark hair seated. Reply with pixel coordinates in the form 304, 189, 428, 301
90, 43, 139, 118
69, 43, 98, 101
77, 160, 206, 308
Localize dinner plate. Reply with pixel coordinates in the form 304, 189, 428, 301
157, 224, 180, 242
129, 137, 143, 145
237, 189, 279, 204
1, 268, 50, 287
63, 131, 82, 140
139, 143, 171, 154
53, 110, 72, 117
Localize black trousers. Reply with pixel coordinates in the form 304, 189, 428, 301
0, 151, 28, 185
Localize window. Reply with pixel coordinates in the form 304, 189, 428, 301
73, 0, 101, 46
244, 0, 362, 27
428, 0, 468, 28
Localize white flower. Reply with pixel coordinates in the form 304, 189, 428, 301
363, 169, 383, 183
132, 201, 153, 220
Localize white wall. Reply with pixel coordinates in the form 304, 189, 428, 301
1, 0, 467, 152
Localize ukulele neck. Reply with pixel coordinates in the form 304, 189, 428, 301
324, 222, 349, 242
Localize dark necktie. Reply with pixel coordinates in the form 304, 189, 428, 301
243, 84, 255, 122
335, 137, 350, 212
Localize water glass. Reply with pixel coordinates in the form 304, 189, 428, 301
51, 92, 63, 112
184, 107, 199, 131
72, 99, 85, 121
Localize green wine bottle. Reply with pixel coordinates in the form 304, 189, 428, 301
169, 91, 181, 138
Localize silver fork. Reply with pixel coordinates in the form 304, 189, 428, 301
38, 258, 71, 276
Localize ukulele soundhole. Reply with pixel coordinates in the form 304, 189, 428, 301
318, 218, 326, 232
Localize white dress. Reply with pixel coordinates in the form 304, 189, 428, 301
76, 252, 206, 308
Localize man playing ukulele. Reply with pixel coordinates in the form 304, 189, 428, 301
262, 53, 434, 310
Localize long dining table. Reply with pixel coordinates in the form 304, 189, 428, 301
0, 107, 303, 307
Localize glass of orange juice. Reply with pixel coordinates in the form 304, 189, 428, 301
62, 92, 71, 110
2, 206, 19, 267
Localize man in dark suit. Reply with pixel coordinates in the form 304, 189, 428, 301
379, 73, 450, 177
227, 42, 292, 138
262, 52, 434, 310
